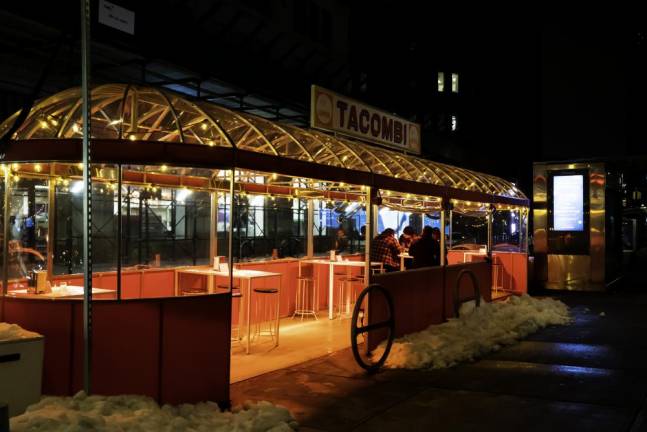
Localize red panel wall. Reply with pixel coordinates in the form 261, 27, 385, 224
368, 267, 445, 351
160, 295, 230, 405
3, 299, 75, 395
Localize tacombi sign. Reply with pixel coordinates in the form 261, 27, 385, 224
310, 85, 421, 155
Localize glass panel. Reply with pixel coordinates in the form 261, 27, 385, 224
312, 199, 366, 256
450, 213, 487, 250
493, 210, 521, 251
6, 177, 49, 292
53, 177, 118, 275
233, 193, 307, 261
120, 184, 211, 268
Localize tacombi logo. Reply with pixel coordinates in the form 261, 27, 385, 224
315, 92, 333, 127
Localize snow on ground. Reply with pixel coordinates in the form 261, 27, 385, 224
374, 294, 571, 369
0, 322, 41, 342
10, 391, 298, 432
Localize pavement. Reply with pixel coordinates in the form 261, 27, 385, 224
230, 290, 647, 431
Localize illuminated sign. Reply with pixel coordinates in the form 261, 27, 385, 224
553, 174, 584, 231
310, 85, 421, 154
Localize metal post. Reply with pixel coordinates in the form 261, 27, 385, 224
523, 207, 528, 252
306, 199, 314, 258
228, 169, 235, 290
116, 165, 122, 300
210, 191, 217, 263
487, 208, 493, 253
80, 0, 92, 395
47, 167, 56, 282
448, 208, 453, 250
364, 187, 372, 286
2, 168, 11, 297
440, 205, 446, 266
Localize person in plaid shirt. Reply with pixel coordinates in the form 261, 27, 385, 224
370, 228, 403, 272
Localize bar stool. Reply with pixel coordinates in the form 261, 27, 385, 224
337, 275, 362, 318
252, 287, 280, 347
231, 289, 243, 342
293, 262, 318, 320
491, 256, 504, 294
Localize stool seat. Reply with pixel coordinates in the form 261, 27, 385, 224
254, 287, 278, 294
339, 276, 362, 282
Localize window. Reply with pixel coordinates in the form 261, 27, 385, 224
451, 73, 459, 93
437, 72, 445, 92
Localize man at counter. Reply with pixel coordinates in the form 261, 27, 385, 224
370, 228, 402, 272
335, 227, 349, 253
409, 226, 440, 268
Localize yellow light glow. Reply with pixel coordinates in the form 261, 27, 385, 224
72, 124, 80, 133
49, 118, 58, 127
34, 164, 42, 172
77, 163, 83, 170
39, 120, 48, 129
12, 175, 19, 182
63, 179, 70, 186
271, 173, 277, 180
200, 122, 209, 131
161, 165, 168, 172
11, 163, 19, 171
207, 140, 215, 146
129, 134, 136, 141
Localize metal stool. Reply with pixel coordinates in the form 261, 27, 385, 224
491, 256, 504, 294
293, 262, 318, 320
338, 276, 362, 318
252, 287, 280, 347
231, 289, 243, 342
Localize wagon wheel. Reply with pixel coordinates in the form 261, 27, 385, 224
453, 269, 481, 318
351, 284, 395, 373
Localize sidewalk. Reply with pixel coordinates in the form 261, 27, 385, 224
231, 291, 647, 431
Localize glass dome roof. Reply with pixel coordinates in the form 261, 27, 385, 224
0, 83, 526, 201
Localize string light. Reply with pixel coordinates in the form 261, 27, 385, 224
77, 163, 84, 170
160, 165, 168, 172
34, 164, 42, 173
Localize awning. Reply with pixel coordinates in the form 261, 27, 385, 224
0, 84, 528, 206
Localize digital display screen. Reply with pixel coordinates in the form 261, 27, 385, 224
552, 175, 584, 231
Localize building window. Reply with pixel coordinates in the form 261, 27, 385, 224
451, 115, 457, 131
437, 72, 445, 92
451, 73, 459, 93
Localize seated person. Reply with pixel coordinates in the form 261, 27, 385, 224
370, 228, 402, 272
335, 227, 349, 254
409, 226, 440, 268
398, 225, 417, 250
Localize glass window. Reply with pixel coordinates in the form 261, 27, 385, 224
451, 73, 459, 93
437, 72, 445, 92
492, 210, 521, 251
120, 184, 211, 268
6, 176, 49, 291
313, 199, 366, 256
233, 194, 307, 261
451, 212, 486, 249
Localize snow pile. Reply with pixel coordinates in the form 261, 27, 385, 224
10, 391, 298, 432
0, 322, 41, 342
374, 294, 571, 369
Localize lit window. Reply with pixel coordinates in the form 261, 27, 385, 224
437, 72, 445, 92
451, 73, 459, 93
451, 115, 457, 131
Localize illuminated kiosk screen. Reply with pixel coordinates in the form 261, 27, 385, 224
552, 174, 584, 231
